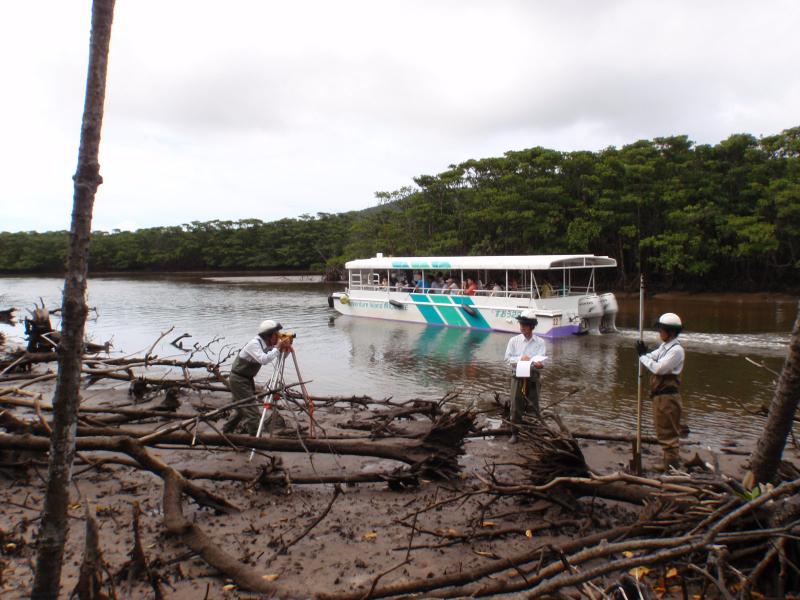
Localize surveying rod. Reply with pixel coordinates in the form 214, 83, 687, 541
632, 274, 645, 475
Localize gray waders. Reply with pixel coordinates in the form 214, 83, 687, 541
227, 353, 262, 435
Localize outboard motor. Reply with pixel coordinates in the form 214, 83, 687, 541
599, 292, 619, 333
577, 295, 603, 334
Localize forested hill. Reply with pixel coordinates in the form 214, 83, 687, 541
2, 128, 798, 291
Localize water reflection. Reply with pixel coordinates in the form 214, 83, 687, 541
0, 275, 793, 447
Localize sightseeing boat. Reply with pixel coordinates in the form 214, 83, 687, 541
328, 254, 619, 337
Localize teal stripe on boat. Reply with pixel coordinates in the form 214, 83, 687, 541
450, 296, 492, 329
428, 295, 467, 327
409, 294, 444, 325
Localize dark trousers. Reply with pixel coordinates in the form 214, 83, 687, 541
510, 371, 541, 423
229, 372, 260, 434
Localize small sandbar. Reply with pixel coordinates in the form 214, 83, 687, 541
203, 274, 326, 283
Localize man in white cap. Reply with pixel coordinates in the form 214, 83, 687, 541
504, 310, 546, 442
636, 312, 685, 470
224, 319, 293, 435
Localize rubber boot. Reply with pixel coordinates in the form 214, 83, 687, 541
222, 412, 241, 434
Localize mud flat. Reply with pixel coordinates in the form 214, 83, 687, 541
3, 357, 791, 600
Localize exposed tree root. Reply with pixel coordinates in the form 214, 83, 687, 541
72, 501, 116, 600
116, 502, 164, 600
160, 471, 275, 594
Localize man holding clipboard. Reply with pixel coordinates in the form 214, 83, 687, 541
504, 310, 547, 442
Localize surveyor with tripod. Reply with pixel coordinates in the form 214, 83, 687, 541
224, 319, 293, 435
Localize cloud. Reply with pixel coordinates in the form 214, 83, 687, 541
1, 0, 798, 232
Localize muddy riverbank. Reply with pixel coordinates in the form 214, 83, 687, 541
0, 368, 785, 599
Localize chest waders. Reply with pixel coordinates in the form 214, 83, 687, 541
650, 373, 681, 397
650, 372, 682, 470
231, 353, 262, 379
227, 350, 266, 435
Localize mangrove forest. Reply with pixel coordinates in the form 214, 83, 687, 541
2, 127, 798, 291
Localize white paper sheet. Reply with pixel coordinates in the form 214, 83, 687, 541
516, 356, 548, 378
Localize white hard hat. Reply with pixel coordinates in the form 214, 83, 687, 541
656, 313, 682, 331
516, 309, 538, 326
258, 319, 282, 336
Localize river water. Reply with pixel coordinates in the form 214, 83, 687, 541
1, 275, 795, 448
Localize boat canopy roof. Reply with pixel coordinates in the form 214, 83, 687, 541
345, 254, 617, 271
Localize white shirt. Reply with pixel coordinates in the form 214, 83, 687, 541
239, 336, 280, 366
504, 333, 546, 365
640, 338, 684, 375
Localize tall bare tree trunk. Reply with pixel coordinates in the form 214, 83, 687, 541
747, 301, 800, 485
31, 1, 115, 597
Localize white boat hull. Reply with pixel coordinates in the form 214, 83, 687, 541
330, 290, 597, 337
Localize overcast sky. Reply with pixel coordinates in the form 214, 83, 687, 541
2, 1, 798, 233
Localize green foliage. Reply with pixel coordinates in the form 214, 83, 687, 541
1, 127, 799, 290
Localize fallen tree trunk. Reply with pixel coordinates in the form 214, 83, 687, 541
0, 395, 197, 421
2, 350, 225, 371
470, 426, 662, 445
161, 470, 275, 593
82, 367, 229, 392
72, 454, 417, 487
0, 407, 475, 478
0, 433, 238, 514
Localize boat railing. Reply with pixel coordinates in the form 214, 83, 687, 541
347, 283, 578, 299
564, 285, 594, 296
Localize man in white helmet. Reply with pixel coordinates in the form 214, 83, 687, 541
504, 309, 546, 442
636, 312, 685, 470
224, 319, 293, 435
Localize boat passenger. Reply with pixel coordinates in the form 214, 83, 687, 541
429, 276, 443, 293
540, 277, 554, 298
504, 310, 546, 443
636, 313, 685, 471
464, 277, 478, 296
490, 282, 503, 296
224, 319, 293, 435
414, 272, 429, 292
